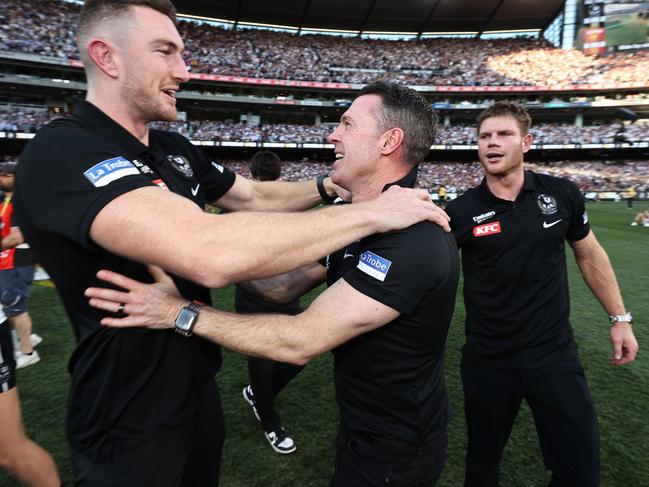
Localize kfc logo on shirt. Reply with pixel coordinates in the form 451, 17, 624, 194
473, 221, 501, 237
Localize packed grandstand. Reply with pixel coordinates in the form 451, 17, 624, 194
0, 0, 647, 197
2, 0, 649, 87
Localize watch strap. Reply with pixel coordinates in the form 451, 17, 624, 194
609, 312, 633, 325
316, 174, 336, 204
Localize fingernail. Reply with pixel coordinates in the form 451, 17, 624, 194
615, 354, 621, 360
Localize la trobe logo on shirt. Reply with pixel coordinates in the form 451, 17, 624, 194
83, 156, 139, 187
357, 251, 392, 282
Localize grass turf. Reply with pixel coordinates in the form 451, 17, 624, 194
2, 201, 648, 486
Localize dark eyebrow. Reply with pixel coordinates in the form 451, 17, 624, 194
150, 39, 183, 52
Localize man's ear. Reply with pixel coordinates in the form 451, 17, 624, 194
522, 132, 532, 154
379, 127, 404, 157
86, 38, 120, 79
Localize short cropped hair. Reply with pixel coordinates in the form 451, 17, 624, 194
357, 81, 437, 166
77, 0, 176, 66
476, 101, 532, 136
250, 151, 282, 181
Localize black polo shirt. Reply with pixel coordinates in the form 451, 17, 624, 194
446, 170, 590, 368
325, 167, 459, 445
15, 99, 236, 460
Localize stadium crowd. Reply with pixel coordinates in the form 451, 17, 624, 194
3, 107, 649, 146
223, 160, 649, 193
2, 0, 649, 87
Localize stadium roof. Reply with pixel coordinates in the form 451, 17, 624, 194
173, 0, 566, 35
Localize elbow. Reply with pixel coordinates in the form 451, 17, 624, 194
189, 259, 237, 289
280, 349, 315, 366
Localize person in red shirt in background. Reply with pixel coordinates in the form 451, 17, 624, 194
0, 161, 41, 369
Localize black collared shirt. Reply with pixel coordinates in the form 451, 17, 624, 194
15, 99, 236, 460
446, 170, 590, 368
325, 166, 459, 445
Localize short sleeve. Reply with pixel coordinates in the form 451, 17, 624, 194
17, 126, 155, 249
446, 197, 472, 248
342, 223, 455, 315
563, 180, 591, 242
184, 141, 236, 203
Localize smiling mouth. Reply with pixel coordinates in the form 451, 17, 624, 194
162, 89, 177, 101
335, 153, 344, 160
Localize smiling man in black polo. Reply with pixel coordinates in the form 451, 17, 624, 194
13, 1, 448, 485
86, 82, 459, 487
446, 101, 638, 487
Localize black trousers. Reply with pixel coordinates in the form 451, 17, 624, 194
462, 358, 600, 487
331, 425, 447, 487
71, 379, 225, 487
247, 356, 303, 431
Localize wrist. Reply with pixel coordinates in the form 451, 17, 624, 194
316, 174, 336, 204
609, 312, 633, 326
174, 300, 204, 336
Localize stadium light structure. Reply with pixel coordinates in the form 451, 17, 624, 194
177, 13, 235, 26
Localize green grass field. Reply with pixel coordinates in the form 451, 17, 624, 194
3, 201, 648, 486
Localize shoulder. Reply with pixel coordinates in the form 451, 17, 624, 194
367, 222, 456, 263
22, 117, 112, 165
150, 129, 194, 153
446, 188, 480, 224
532, 172, 582, 201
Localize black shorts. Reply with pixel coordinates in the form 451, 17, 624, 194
0, 318, 17, 393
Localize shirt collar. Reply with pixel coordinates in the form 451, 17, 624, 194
71, 98, 149, 159
381, 164, 419, 192
478, 169, 536, 202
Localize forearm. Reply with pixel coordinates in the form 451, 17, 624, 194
238, 263, 326, 303
1, 227, 23, 250
576, 247, 626, 315
193, 308, 315, 365
247, 179, 324, 211
198, 206, 376, 287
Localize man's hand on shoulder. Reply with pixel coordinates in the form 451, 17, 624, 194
368, 186, 451, 233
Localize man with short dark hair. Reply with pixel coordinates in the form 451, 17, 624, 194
86, 81, 460, 486
446, 101, 638, 487
15, 2, 447, 485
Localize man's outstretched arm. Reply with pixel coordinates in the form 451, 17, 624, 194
89, 185, 447, 288
85, 267, 399, 365
570, 230, 638, 366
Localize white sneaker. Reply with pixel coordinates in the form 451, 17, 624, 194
264, 427, 296, 454
630, 222, 638, 226
30, 334, 43, 347
33, 267, 50, 281
15, 350, 40, 369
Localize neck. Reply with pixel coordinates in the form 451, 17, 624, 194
351, 162, 411, 203
86, 87, 149, 145
485, 166, 525, 201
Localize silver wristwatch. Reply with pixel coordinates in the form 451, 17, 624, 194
609, 312, 633, 325
174, 301, 204, 337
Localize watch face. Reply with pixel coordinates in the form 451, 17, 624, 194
176, 307, 198, 332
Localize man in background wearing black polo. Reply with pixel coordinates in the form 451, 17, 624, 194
446, 101, 638, 487
86, 81, 459, 486
236, 151, 305, 454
